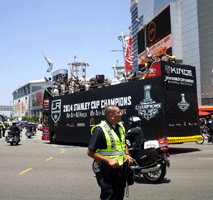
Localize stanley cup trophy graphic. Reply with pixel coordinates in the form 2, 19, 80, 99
177, 93, 190, 112
135, 85, 162, 120
180, 94, 186, 103
143, 85, 152, 103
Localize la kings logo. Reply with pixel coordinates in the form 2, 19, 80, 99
135, 85, 162, 120
51, 99, 61, 123
165, 65, 171, 75
165, 65, 193, 77
177, 93, 190, 112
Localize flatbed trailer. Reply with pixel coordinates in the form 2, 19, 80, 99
42, 61, 201, 144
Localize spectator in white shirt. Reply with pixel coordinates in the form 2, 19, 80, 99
51, 85, 59, 96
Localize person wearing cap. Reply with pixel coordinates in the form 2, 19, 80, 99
51, 85, 59, 96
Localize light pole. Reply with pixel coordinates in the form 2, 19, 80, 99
136, 17, 147, 63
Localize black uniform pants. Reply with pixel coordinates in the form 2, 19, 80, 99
2, 129, 5, 137
95, 164, 126, 200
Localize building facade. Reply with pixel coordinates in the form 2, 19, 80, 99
130, 0, 213, 106
12, 80, 48, 117
12, 69, 69, 118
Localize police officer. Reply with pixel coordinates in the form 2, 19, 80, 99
10, 121, 20, 138
87, 105, 134, 200
32, 123, 37, 134
125, 116, 144, 158
26, 122, 33, 133
0, 121, 6, 138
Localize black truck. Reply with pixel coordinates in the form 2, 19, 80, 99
42, 61, 201, 144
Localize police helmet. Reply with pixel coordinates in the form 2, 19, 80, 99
128, 116, 141, 128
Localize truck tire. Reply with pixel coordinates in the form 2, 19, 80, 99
50, 133, 57, 144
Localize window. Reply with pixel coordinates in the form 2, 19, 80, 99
32, 86, 42, 93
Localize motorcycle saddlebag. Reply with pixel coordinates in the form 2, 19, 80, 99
135, 148, 158, 166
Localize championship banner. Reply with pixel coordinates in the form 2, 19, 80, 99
124, 36, 133, 71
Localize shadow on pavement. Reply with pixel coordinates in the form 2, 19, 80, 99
168, 147, 200, 155
43, 141, 88, 148
134, 176, 171, 185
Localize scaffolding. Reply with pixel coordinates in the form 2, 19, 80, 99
68, 57, 89, 79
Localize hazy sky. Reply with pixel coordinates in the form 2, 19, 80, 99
0, 0, 131, 108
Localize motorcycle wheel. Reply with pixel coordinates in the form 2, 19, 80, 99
10, 142, 13, 146
143, 163, 166, 183
195, 134, 204, 145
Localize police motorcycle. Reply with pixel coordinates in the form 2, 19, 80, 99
5, 122, 21, 146
126, 116, 170, 183
25, 122, 34, 139
32, 123, 37, 135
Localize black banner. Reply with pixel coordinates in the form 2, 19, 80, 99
161, 61, 197, 92
138, 5, 172, 56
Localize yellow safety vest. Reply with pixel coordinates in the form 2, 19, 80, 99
0, 124, 5, 129
91, 120, 126, 165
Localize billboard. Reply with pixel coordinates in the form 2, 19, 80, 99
138, 5, 172, 65
13, 96, 29, 117
31, 90, 44, 110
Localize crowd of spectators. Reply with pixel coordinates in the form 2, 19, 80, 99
45, 72, 111, 97
44, 51, 176, 96
138, 48, 176, 79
